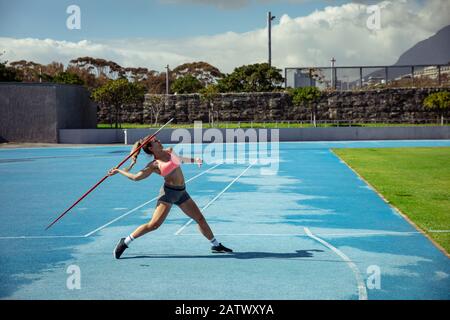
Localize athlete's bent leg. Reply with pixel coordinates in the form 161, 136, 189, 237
114, 201, 172, 259
178, 198, 233, 253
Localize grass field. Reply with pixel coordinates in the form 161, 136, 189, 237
97, 122, 449, 129
333, 147, 450, 253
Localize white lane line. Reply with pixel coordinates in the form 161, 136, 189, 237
177, 231, 421, 237
428, 230, 450, 233
175, 162, 256, 236
0, 235, 86, 240
304, 227, 368, 301
0, 230, 424, 240
84, 163, 222, 237
83, 197, 160, 237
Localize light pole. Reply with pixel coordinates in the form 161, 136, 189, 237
165, 64, 170, 95
268, 11, 276, 67
330, 57, 336, 89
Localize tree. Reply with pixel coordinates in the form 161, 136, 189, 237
66, 65, 97, 88
146, 95, 165, 125
9, 60, 42, 82
424, 91, 449, 126
144, 72, 174, 94
172, 61, 224, 87
289, 87, 322, 127
92, 79, 146, 128
123, 67, 157, 83
171, 74, 204, 94
217, 63, 284, 92
200, 84, 220, 126
43, 62, 64, 77
52, 72, 85, 85
0, 54, 19, 82
7, 60, 64, 83
69, 57, 125, 81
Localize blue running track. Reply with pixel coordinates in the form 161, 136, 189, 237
0, 140, 449, 299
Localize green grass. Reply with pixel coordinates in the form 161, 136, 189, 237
333, 147, 450, 253
97, 122, 449, 129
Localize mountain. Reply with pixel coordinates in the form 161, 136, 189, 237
359, 25, 450, 84
394, 25, 450, 66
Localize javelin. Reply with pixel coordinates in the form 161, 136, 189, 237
45, 118, 174, 230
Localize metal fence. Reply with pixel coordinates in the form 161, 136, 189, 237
127, 119, 449, 129
285, 64, 450, 90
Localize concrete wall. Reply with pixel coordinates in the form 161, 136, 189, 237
0, 83, 97, 143
59, 126, 450, 144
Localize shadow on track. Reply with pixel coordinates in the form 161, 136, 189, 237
120, 249, 325, 260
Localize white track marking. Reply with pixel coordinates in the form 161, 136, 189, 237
83, 197, 160, 237
177, 231, 422, 237
0, 230, 427, 240
175, 162, 255, 236
330, 149, 450, 257
428, 230, 450, 233
304, 227, 368, 301
84, 163, 222, 237
0, 235, 86, 240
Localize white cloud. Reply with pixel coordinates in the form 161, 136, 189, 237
1, 0, 449, 73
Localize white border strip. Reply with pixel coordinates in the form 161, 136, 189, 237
174, 162, 255, 236
84, 163, 222, 237
330, 149, 450, 258
304, 227, 368, 300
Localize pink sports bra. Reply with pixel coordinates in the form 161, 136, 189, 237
156, 151, 181, 177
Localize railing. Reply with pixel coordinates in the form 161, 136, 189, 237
101, 119, 449, 129
212, 120, 449, 128
285, 64, 450, 90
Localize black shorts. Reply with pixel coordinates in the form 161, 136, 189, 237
158, 184, 191, 206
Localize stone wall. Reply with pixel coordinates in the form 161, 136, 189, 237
97, 88, 449, 124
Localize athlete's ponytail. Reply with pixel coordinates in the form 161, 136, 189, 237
131, 140, 142, 162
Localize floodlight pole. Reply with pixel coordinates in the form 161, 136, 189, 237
165, 64, 170, 95
331, 57, 336, 89
268, 12, 276, 67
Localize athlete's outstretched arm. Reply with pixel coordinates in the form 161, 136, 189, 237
169, 148, 202, 167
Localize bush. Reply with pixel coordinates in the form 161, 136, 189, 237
92, 79, 146, 128
0, 61, 19, 82
217, 63, 284, 92
288, 87, 322, 127
171, 74, 204, 94
52, 72, 85, 85
423, 91, 450, 125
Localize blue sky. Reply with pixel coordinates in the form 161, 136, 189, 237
0, 0, 448, 72
1, 0, 348, 41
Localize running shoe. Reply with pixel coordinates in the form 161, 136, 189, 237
113, 238, 128, 259
211, 243, 233, 253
